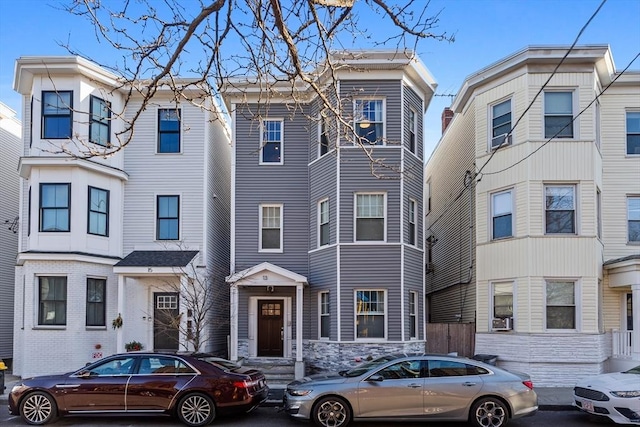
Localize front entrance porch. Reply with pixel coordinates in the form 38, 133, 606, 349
227, 262, 307, 379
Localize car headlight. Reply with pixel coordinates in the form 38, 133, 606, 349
11, 384, 28, 394
288, 389, 312, 397
611, 390, 640, 398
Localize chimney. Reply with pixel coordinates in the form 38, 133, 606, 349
441, 107, 454, 134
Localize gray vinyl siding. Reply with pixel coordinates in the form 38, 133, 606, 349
339, 148, 402, 243
234, 103, 310, 276
404, 247, 424, 338
309, 156, 337, 248
205, 108, 232, 354
308, 247, 338, 340
339, 245, 402, 341
0, 111, 20, 360
123, 99, 206, 254
405, 153, 424, 248
404, 85, 424, 161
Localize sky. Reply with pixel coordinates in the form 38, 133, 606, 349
1, 0, 639, 158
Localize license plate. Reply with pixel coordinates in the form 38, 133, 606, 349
581, 400, 594, 412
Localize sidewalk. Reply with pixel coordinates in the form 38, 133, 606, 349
1, 372, 575, 411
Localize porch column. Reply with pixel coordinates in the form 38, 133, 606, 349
117, 275, 125, 352
180, 274, 189, 352
633, 284, 640, 361
295, 283, 304, 379
230, 284, 239, 362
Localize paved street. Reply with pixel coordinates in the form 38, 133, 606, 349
0, 404, 615, 427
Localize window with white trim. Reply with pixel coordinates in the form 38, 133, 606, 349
408, 198, 417, 245
319, 115, 329, 157
546, 280, 576, 329
42, 91, 72, 139
260, 204, 282, 251
90, 95, 110, 146
409, 108, 417, 153
355, 193, 385, 241
354, 99, 384, 145
39, 276, 67, 325
86, 278, 106, 327
544, 91, 574, 138
409, 291, 417, 339
545, 185, 575, 234
491, 99, 512, 149
157, 195, 179, 240
319, 291, 330, 339
261, 119, 283, 164
493, 282, 513, 319
40, 183, 70, 232
628, 196, 640, 242
319, 199, 329, 247
355, 290, 385, 339
627, 111, 640, 155
491, 190, 512, 239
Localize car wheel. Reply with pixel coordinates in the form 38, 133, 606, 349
177, 393, 216, 427
470, 397, 509, 427
20, 391, 57, 425
312, 396, 351, 427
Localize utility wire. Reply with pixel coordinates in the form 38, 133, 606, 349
482, 51, 640, 176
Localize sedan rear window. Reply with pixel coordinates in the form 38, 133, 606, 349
428, 360, 489, 377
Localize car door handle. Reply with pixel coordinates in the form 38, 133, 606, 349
463, 382, 477, 387
407, 383, 422, 388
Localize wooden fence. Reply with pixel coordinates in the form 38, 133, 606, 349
426, 323, 476, 358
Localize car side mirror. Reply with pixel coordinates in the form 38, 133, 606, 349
367, 374, 384, 382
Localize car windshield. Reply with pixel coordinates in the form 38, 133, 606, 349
624, 366, 640, 374
342, 355, 402, 378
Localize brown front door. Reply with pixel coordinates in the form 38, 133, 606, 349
257, 299, 283, 357
154, 292, 180, 351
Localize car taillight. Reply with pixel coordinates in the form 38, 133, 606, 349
233, 380, 248, 389
523, 380, 534, 390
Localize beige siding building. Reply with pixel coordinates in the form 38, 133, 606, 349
426, 46, 640, 386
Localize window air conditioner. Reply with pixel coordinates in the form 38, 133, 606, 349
492, 317, 512, 331
491, 133, 512, 149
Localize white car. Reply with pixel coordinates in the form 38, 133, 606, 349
573, 365, 640, 424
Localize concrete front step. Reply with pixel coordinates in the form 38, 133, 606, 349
240, 358, 296, 386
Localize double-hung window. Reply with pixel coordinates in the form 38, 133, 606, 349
39, 276, 67, 326
90, 95, 110, 146
319, 199, 329, 247
260, 204, 282, 251
88, 186, 109, 236
40, 183, 70, 232
157, 195, 179, 240
354, 99, 384, 145
628, 196, 640, 243
408, 198, 417, 245
86, 278, 106, 327
492, 190, 513, 239
158, 108, 181, 153
546, 280, 576, 329
627, 111, 640, 155
545, 185, 575, 234
355, 290, 385, 339
261, 119, 283, 164
319, 291, 330, 339
355, 193, 385, 241
42, 91, 72, 139
493, 282, 513, 319
409, 291, 417, 339
491, 99, 512, 149
409, 108, 417, 153
544, 91, 574, 138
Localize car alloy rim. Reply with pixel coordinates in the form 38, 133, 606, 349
180, 395, 212, 426
475, 400, 506, 427
317, 400, 348, 427
23, 394, 52, 424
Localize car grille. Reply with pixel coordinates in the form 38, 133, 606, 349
574, 387, 609, 401
575, 400, 610, 414
615, 407, 640, 422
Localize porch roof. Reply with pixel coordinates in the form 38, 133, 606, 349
114, 250, 199, 267
226, 261, 308, 284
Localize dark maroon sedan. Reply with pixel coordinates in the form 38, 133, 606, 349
8, 352, 269, 426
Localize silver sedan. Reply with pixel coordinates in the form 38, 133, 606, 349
283, 353, 537, 427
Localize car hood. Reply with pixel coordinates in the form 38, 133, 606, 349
21, 373, 72, 385
289, 371, 348, 387
578, 372, 640, 391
